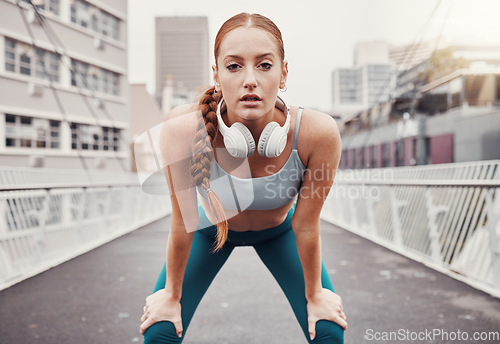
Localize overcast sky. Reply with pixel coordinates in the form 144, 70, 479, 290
127, 0, 500, 112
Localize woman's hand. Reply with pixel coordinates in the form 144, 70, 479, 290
140, 289, 183, 337
306, 288, 347, 340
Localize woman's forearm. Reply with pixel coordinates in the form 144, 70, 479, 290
294, 227, 323, 301
164, 224, 194, 301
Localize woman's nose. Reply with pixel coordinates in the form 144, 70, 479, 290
243, 69, 257, 88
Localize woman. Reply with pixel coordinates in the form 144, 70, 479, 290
140, 12, 346, 344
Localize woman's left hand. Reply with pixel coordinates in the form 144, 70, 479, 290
306, 288, 347, 340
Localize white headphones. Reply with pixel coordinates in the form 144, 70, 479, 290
216, 96, 291, 158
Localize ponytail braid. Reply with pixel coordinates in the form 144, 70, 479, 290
189, 86, 228, 252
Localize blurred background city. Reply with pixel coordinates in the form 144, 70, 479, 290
0, 0, 499, 343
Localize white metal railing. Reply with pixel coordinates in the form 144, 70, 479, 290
321, 160, 500, 297
0, 167, 171, 291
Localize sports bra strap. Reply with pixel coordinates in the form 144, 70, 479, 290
292, 107, 304, 150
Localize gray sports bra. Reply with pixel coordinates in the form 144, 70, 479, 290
196, 108, 306, 211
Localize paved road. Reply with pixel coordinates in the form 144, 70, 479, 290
1, 216, 499, 344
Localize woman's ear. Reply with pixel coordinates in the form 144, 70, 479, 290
280, 61, 289, 89
212, 64, 220, 92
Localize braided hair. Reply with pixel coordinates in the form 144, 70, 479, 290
189, 87, 228, 252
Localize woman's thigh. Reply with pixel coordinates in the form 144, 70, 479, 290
253, 229, 344, 344
144, 230, 235, 344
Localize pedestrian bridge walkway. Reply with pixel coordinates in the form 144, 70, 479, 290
1, 215, 499, 344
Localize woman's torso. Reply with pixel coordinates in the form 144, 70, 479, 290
198, 106, 309, 232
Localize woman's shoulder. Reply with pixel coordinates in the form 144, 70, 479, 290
161, 103, 201, 137
293, 106, 341, 150
159, 103, 203, 158
164, 103, 200, 123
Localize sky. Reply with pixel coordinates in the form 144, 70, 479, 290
127, 0, 500, 112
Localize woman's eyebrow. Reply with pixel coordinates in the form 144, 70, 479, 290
223, 52, 275, 61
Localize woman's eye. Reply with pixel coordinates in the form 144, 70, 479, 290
260, 62, 272, 70
226, 64, 240, 71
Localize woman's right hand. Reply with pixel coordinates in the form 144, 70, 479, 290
140, 289, 183, 337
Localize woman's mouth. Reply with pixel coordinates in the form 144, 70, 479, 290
240, 94, 262, 106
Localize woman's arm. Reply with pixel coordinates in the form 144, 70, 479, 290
140, 190, 195, 337
140, 105, 200, 337
161, 104, 201, 298
164, 193, 195, 300
291, 109, 346, 338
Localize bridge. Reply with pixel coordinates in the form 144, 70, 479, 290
0, 161, 499, 343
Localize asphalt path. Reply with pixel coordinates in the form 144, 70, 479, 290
1, 216, 499, 344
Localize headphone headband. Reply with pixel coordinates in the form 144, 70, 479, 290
216, 96, 291, 158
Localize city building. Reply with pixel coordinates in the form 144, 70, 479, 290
332, 64, 395, 118
155, 16, 209, 103
339, 67, 500, 169
332, 41, 395, 118
0, 0, 129, 171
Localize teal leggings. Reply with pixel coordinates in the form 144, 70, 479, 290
144, 204, 344, 343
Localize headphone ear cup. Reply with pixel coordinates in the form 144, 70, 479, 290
258, 122, 284, 157
225, 122, 255, 158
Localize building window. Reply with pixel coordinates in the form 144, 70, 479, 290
70, 0, 120, 41
359, 148, 365, 169
20, 53, 31, 76
111, 15, 119, 40
71, 58, 120, 96
381, 143, 389, 167
101, 11, 110, 37
102, 126, 109, 150
21, 0, 59, 15
102, 70, 109, 94
49, 120, 60, 148
34, 48, 60, 82
71, 59, 89, 89
4, 114, 60, 149
370, 145, 377, 169
396, 140, 404, 166
111, 72, 119, 96
92, 12, 99, 33
112, 128, 120, 151
4, 38, 16, 72
49, 0, 60, 15
4, 37, 60, 82
70, 123, 120, 151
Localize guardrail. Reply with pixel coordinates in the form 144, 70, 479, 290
0, 167, 171, 291
321, 160, 500, 297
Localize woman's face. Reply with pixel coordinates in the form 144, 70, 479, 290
213, 26, 287, 121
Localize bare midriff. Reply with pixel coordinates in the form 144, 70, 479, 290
199, 196, 296, 232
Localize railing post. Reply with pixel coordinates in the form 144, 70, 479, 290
425, 189, 448, 263
389, 189, 405, 246
349, 185, 360, 232
366, 188, 379, 237
0, 196, 14, 283
103, 186, 113, 236
487, 189, 500, 288
32, 190, 51, 266
73, 188, 87, 248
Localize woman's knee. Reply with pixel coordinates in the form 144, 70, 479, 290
312, 320, 344, 343
143, 321, 183, 344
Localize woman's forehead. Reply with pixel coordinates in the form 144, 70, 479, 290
218, 27, 280, 59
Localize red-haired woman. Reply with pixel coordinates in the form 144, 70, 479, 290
140, 12, 346, 344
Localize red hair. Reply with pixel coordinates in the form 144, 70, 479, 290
214, 13, 285, 64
